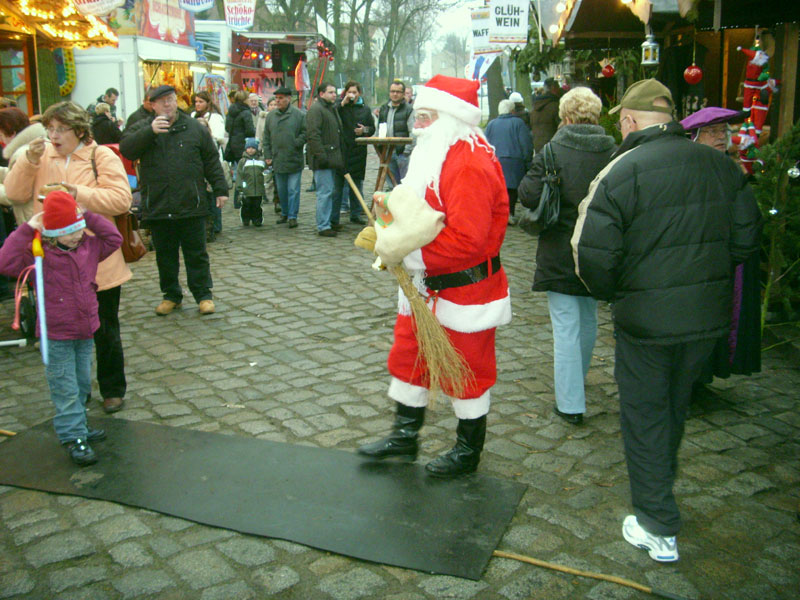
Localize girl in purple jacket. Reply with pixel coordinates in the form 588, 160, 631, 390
0, 190, 122, 465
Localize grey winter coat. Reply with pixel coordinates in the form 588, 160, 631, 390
518, 124, 615, 296
262, 105, 306, 173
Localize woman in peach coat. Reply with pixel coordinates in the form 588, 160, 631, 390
4, 101, 132, 415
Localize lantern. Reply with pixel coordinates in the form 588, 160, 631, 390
641, 31, 660, 66
563, 51, 575, 79
683, 64, 703, 85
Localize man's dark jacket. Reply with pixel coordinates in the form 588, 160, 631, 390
261, 105, 306, 173
573, 121, 762, 344
518, 123, 615, 296
91, 113, 122, 145
530, 92, 560, 152
305, 97, 343, 171
224, 101, 255, 162
119, 111, 228, 223
125, 105, 153, 130
335, 96, 374, 180
378, 100, 413, 154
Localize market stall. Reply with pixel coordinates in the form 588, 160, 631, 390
0, 0, 117, 115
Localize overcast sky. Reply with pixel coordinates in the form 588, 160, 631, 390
436, 1, 474, 38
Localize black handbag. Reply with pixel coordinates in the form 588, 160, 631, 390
518, 143, 560, 236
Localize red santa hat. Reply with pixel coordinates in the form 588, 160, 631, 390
414, 75, 482, 127
42, 190, 85, 237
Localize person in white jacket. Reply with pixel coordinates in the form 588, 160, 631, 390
192, 91, 227, 239
0, 108, 46, 227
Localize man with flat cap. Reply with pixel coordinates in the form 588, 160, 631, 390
571, 79, 761, 562
262, 86, 306, 228
120, 85, 228, 316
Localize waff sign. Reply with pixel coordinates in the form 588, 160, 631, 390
488, 0, 529, 47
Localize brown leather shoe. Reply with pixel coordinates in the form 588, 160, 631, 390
102, 397, 124, 413
155, 300, 181, 315
198, 299, 215, 314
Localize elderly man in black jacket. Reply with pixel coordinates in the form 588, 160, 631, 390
120, 85, 228, 316
572, 79, 761, 563
306, 82, 344, 237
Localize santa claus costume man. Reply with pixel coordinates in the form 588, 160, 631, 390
357, 74, 511, 478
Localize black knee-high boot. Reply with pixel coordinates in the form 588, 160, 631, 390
425, 415, 486, 478
357, 402, 425, 460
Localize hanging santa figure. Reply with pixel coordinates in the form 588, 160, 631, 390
737, 44, 770, 113
750, 77, 780, 134
730, 119, 760, 175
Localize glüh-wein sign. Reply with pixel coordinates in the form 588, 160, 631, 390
489, 0, 529, 47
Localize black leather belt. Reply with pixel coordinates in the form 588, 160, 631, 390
424, 256, 501, 291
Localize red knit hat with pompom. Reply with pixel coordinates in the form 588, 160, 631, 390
42, 190, 85, 237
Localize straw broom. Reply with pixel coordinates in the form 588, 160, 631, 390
345, 174, 474, 399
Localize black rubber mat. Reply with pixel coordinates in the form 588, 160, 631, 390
0, 418, 526, 580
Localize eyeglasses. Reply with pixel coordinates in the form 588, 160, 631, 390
414, 110, 436, 124
46, 126, 72, 136
615, 115, 635, 131
389, 89, 404, 95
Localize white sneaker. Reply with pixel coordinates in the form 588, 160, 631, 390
622, 515, 679, 562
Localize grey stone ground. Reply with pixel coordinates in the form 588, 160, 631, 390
0, 153, 798, 600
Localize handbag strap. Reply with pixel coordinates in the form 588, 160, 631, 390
542, 143, 560, 184
542, 143, 555, 175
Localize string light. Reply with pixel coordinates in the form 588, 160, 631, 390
15, 0, 118, 46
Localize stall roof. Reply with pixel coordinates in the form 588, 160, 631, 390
0, 0, 118, 48
695, 0, 799, 29
551, 0, 688, 48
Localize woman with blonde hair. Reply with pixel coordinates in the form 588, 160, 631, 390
518, 86, 616, 425
91, 102, 122, 145
4, 100, 132, 417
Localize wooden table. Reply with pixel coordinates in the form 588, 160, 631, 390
355, 137, 413, 193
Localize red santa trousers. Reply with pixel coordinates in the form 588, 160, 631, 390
387, 313, 496, 419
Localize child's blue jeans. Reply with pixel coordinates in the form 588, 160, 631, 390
46, 338, 93, 443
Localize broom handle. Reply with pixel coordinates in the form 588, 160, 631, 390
492, 551, 690, 600
344, 173, 376, 228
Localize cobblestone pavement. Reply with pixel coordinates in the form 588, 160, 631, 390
1, 155, 798, 600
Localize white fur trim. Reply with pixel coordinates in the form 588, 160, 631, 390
397, 288, 512, 333
450, 390, 491, 419
388, 377, 491, 417
403, 249, 426, 271
415, 86, 482, 127
388, 378, 428, 407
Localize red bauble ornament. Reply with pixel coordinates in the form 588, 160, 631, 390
601, 64, 615, 78
684, 64, 703, 85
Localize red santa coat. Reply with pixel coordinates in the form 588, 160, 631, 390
739, 47, 769, 110
387, 138, 511, 405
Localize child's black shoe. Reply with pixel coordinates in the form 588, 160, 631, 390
64, 438, 97, 466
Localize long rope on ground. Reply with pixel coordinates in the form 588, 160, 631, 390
492, 550, 693, 600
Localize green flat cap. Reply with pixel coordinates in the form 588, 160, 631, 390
609, 79, 674, 115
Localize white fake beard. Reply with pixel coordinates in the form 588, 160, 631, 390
403, 112, 488, 206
